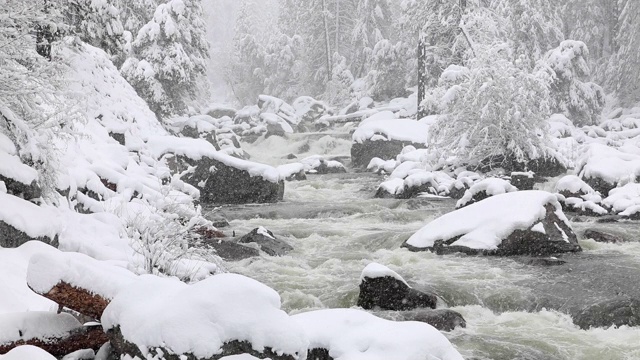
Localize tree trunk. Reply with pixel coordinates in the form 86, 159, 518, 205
0, 326, 108, 357
30, 282, 112, 320
417, 32, 428, 120
321, 0, 332, 80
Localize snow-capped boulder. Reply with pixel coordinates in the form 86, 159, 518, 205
102, 274, 308, 360
258, 95, 300, 126
377, 309, 467, 332
0, 345, 56, 360
510, 171, 535, 190
555, 175, 599, 198
206, 104, 237, 120
0, 139, 41, 200
357, 263, 437, 311
262, 113, 294, 138
375, 170, 455, 199
292, 96, 329, 130
202, 238, 260, 261
573, 298, 640, 329
238, 227, 293, 257
292, 308, 464, 360
456, 178, 518, 209
148, 136, 284, 204
577, 143, 640, 196
403, 191, 581, 256
0, 193, 59, 248
602, 183, 640, 216
351, 117, 428, 167
277, 163, 307, 181
300, 156, 347, 174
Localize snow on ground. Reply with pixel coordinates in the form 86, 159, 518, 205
0, 312, 81, 344
0, 346, 56, 360
292, 308, 464, 360
0, 242, 58, 314
406, 191, 570, 250
101, 273, 308, 359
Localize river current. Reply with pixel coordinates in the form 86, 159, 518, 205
206, 134, 640, 360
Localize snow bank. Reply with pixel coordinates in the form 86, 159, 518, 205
27, 250, 137, 299
292, 308, 464, 360
0, 242, 58, 314
0, 346, 56, 360
406, 191, 570, 250
102, 274, 307, 359
352, 118, 429, 144
0, 312, 81, 344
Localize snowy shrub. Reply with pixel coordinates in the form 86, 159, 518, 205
429, 47, 552, 169
366, 39, 410, 101
538, 40, 605, 126
324, 52, 355, 106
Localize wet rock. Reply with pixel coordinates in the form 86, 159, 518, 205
510, 172, 535, 190
0, 174, 42, 200
392, 309, 467, 331
202, 238, 259, 261
238, 227, 293, 256
108, 131, 125, 145
285, 153, 297, 160
573, 298, 640, 329
206, 106, 236, 119
519, 257, 566, 266
583, 229, 625, 243
357, 263, 437, 311
311, 159, 347, 174
526, 157, 567, 178
351, 140, 425, 168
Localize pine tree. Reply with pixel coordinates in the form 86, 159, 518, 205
121, 0, 210, 118
609, 0, 640, 105
351, 0, 394, 77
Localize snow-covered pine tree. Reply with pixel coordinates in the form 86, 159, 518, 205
609, 0, 640, 105
351, 0, 394, 78
367, 39, 409, 100
538, 40, 605, 126
121, 0, 210, 118
263, 34, 308, 102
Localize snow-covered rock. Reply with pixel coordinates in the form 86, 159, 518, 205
0, 193, 59, 248
238, 227, 293, 257
577, 143, 640, 195
300, 155, 347, 174
404, 191, 581, 256
0, 142, 41, 200
292, 308, 464, 360
456, 178, 518, 209
0, 345, 56, 360
102, 274, 308, 360
206, 104, 237, 120
276, 163, 307, 181
0, 312, 81, 346
351, 117, 428, 167
258, 95, 300, 126
602, 183, 640, 216
357, 263, 437, 311
375, 170, 455, 199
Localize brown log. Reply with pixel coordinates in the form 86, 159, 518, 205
30, 281, 111, 320
0, 326, 108, 357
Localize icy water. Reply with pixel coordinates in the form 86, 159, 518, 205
207, 135, 640, 360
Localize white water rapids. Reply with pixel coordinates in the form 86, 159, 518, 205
207, 134, 640, 360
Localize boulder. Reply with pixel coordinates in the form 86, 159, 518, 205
403, 191, 582, 256
573, 298, 640, 329
510, 171, 535, 190
238, 227, 293, 256
206, 105, 237, 119
357, 263, 437, 311
583, 229, 625, 243
202, 238, 260, 261
385, 309, 467, 331
455, 178, 517, 209
351, 140, 425, 168
0, 220, 58, 248
300, 156, 347, 175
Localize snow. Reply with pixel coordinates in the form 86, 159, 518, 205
101, 274, 308, 359
219, 356, 267, 360
0, 152, 38, 185
257, 226, 275, 239
577, 143, 640, 187
0, 242, 58, 314
0, 346, 56, 360
555, 175, 597, 195
0, 312, 81, 344
277, 163, 305, 178
299, 155, 346, 173
377, 178, 404, 196
602, 183, 640, 213
456, 178, 518, 208
292, 308, 464, 360
360, 263, 408, 286
406, 191, 571, 250
27, 250, 137, 299
352, 118, 429, 145
0, 132, 16, 155
0, 193, 61, 239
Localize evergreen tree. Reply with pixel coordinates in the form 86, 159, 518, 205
609, 0, 640, 105
351, 0, 394, 77
121, 0, 210, 118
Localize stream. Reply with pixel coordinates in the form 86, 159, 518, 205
205, 134, 640, 360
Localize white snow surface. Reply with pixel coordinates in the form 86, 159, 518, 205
0, 193, 61, 239
292, 308, 464, 360
555, 175, 597, 195
0, 346, 56, 360
577, 143, 640, 187
602, 183, 640, 213
456, 178, 518, 208
352, 118, 429, 145
360, 263, 408, 286
0, 312, 81, 344
277, 163, 305, 178
101, 274, 308, 359
407, 191, 570, 250
0, 152, 38, 185
27, 250, 137, 299
219, 356, 268, 360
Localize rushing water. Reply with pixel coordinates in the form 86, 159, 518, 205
207, 135, 640, 360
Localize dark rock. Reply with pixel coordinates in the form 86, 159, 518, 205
519, 257, 566, 266
180, 155, 284, 205
307, 348, 332, 360
351, 140, 426, 168
207, 107, 236, 119
582, 176, 617, 197
266, 122, 289, 138
596, 215, 624, 223
526, 158, 567, 178
238, 227, 293, 256
510, 173, 535, 190
573, 298, 640, 329
456, 189, 491, 209
0, 220, 58, 248
0, 174, 41, 200
285, 170, 307, 181
393, 309, 467, 331
357, 276, 437, 311
285, 153, 297, 160
108, 327, 297, 360
211, 218, 230, 228
108, 131, 125, 145
313, 159, 347, 175
583, 229, 625, 243
202, 238, 259, 261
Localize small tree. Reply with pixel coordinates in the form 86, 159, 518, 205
538, 40, 605, 126
121, 0, 210, 118
366, 39, 410, 100
430, 47, 552, 169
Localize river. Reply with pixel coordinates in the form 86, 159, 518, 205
206, 134, 640, 360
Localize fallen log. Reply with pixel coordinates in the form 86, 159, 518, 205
0, 326, 108, 357
30, 282, 111, 320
